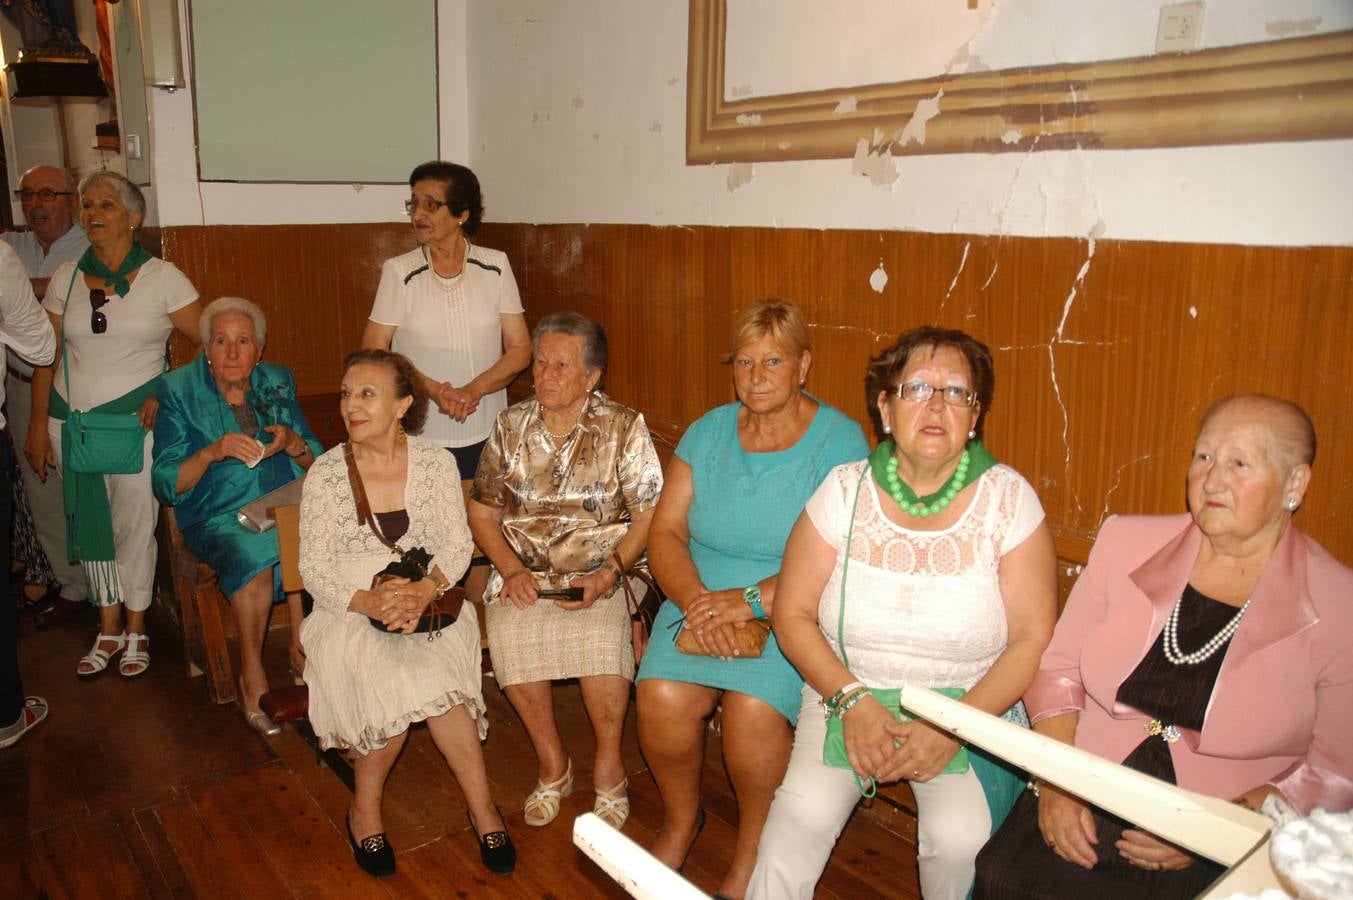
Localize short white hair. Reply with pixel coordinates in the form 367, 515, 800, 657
201, 296, 267, 347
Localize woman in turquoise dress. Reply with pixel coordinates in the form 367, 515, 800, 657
152, 297, 322, 734
636, 299, 867, 899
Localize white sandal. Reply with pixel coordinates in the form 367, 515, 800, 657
78, 632, 126, 678
593, 778, 629, 829
523, 759, 574, 826
120, 633, 150, 679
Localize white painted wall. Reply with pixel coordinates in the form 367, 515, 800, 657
465, 0, 1353, 247
129, 0, 1352, 245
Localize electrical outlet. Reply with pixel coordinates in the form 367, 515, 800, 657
1157, 2, 1204, 53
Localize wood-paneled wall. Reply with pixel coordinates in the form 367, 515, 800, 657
160, 222, 1353, 570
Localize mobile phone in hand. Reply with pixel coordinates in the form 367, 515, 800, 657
537, 587, 584, 601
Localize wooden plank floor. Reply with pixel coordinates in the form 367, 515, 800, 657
2, 606, 922, 899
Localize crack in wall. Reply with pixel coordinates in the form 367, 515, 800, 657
807, 322, 893, 344
1099, 452, 1154, 525
936, 240, 971, 322
1046, 236, 1097, 518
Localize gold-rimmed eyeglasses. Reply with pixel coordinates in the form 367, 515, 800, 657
404, 196, 449, 216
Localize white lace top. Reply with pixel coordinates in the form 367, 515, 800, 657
807, 460, 1045, 690
299, 437, 474, 615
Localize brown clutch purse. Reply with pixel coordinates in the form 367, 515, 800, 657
675, 618, 773, 658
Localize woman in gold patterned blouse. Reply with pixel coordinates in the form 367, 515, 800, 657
468, 311, 663, 832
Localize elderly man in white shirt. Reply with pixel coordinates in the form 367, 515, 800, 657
3, 165, 90, 624
0, 240, 56, 749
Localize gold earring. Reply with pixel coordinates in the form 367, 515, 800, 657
397, 422, 406, 442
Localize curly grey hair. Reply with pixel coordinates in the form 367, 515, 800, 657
200, 296, 268, 347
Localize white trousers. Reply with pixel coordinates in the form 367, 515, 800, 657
747, 687, 992, 900
48, 420, 157, 612
6, 370, 88, 600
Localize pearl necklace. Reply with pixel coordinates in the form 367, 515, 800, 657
883, 449, 971, 518
1162, 593, 1251, 665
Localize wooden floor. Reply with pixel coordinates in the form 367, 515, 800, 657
1, 604, 922, 899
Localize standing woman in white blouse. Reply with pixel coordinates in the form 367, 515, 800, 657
361, 161, 531, 481
25, 171, 202, 679
747, 327, 1057, 900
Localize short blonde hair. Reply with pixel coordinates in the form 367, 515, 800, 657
724, 298, 811, 362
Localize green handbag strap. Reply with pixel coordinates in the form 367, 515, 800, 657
835, 463, 871, 670
58, 265, 80, 406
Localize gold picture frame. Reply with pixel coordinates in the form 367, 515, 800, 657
686, 0, 1353, 164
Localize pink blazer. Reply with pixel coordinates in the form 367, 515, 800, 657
1025, 514, 1353, 814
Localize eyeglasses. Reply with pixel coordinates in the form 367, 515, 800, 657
404, 196, 450, 216
90, 289, 109, 335
14, 188, 73, 203
894, 380, 977, 407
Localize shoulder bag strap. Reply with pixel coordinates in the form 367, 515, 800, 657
835, 463, 871, 670
59, 266, 80, 406
342, 441, 403, 555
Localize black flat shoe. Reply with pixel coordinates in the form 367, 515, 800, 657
34, 597, 86, 630
346, 813, 395, 878
467, 808, 516, 876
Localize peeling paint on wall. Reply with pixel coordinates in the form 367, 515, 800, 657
1266, 17, 1321, 36
726, 163, 754, 191
1188, 306, 1198, 319
649, 121, 663, 133
898, 90, 943, 146
1000, 128, 1023, 145
777, 141, 792, 150
730, 84, 754, 97
736, 113, 762, 126
667, 76, 679, 86
834, 96, 858, 115
851, 134, 899, 187
869, 261, 889, 293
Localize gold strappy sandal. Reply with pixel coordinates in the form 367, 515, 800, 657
523, 759, 574, 826
593, 778, 629, 829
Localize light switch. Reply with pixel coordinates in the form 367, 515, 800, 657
1157, 2, 1204, 53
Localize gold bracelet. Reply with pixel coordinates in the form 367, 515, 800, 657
429, 574, 451, 600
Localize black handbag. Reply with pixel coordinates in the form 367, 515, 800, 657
344, 443, 463, 637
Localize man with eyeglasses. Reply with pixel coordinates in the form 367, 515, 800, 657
2, 165, 90, 627
4, 165, 89, 300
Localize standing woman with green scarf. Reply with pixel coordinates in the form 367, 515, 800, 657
25, 171, 202, 679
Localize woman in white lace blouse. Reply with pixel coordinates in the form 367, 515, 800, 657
299, 349, 514, 880
747, 327, 1058, 900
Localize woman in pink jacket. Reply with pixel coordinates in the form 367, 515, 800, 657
974, 393, 1353, 899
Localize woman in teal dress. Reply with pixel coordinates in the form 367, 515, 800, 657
152, 297, 322, 734
636, 299, 867, 899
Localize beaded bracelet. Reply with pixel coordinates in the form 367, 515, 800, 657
835, 688, 871, 718
822, 681, 866, 717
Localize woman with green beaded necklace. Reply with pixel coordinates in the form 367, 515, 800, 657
749, 326, 1057, 900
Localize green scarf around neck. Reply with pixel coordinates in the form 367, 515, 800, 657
77, 242, 152, 297
868, 437, 999, 506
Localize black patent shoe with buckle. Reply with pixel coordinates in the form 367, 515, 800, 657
346, 813, 395, 878
467, 808, 516, 876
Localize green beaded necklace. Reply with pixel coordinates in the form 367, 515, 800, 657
867, 439, 999, 518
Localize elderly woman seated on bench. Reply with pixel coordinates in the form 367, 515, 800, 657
152, 296, 323, 735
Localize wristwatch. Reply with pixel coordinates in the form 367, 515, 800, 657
743, 584, 766, 619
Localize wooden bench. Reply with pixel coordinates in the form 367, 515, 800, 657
161, 507, 294, 705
